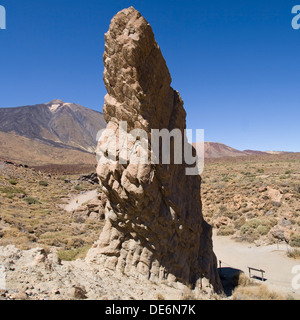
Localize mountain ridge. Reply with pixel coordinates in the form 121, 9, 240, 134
0, 100, 106, 153
0, 100, 293, 165
193, 141, 292, 159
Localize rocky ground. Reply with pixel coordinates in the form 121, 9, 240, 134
1, 154, 299, 300
0, 160, 104, 256
0, 245, 218, 301
202, 153, 300, 255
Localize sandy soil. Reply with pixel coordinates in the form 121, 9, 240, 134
64, 190, 99, 212
213, 231, 300, 298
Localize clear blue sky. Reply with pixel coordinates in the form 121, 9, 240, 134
0, 0, 299, 151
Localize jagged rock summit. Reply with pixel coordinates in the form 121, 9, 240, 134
87, 7, 222, 293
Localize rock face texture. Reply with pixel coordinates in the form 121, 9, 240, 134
0, 245, 215, 300
87, 7, 222, 292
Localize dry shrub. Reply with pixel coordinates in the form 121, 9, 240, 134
217, 226, 235, 236
57, 246, 91, 261
233, 284, 285, 300
287, 248, 300, 259
290, 234, 300, 247
156, 293, 165, 300
234, 272, 254, 287
231, 272, 286, 300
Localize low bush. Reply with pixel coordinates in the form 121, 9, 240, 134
57, 246, 91, 261
257, 225, 270, 236
290, 234, 300, 247
9, 179, 17, 185
247, 219, 262, 229
240, 223, 250, 234
39, 180, 48, 187
287, 249, 300, 259
217, 226, 235, 236
234, 217, 246, 230
0, 186, 25, 198
241, 218, 275, 237
233, 284, 285, 300
24, 197, 40, 205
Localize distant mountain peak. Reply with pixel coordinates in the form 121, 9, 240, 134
46, 99, 77, 113
0, 100, 106, 154
47, 99, 65, 105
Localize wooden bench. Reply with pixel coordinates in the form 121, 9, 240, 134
248, 267, 266, 281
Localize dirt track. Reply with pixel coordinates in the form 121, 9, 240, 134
64, 190, 99, 212
213, 232, 300, 298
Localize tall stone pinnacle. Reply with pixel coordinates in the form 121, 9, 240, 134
86, 7, 222, 293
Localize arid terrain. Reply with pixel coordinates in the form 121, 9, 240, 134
1, 152, 299, 300
202, 153, 300, 254
0, 6, 299, 301
0, 160, 104, 258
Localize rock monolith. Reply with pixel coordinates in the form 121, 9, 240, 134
87, 7, 222, 293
